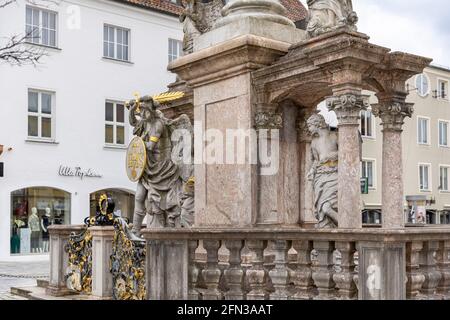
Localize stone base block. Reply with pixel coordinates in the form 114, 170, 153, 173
195, 16, 306, 51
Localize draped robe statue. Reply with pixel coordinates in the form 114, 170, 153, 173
306, 0, 358, 37
307, 114, 339, 229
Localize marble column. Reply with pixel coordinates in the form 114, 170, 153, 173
327, 93, 369, 229
255, 108, 283, 225
297, 108, 316, 227
372, 99, 413, 229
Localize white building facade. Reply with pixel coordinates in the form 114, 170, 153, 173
0, 0, 183, 261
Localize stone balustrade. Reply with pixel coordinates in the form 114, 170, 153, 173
141, 228, 450, 300
46, 224, 85, 296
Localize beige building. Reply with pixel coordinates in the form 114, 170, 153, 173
361, 65, 450, 226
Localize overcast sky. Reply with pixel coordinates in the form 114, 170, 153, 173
299, 0, 450, 67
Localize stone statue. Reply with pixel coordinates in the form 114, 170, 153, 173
180, 0, 226, 54
307, 113, 338, 229
306, 0, 358, 38
128, 97, 194, 237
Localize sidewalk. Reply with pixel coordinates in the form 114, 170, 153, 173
0, 261, 49, 299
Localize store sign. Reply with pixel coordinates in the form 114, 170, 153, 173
59, 166, 102, 180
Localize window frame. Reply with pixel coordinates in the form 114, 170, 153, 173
418, 163, 432, 192
437, 78, 449, 101
25, 5, 58, 48
103, 24, 131, 62
438, 119, 450, 148
415, 73, 431, 98
439, 165, 450, 193
360, 109, 376, 139
361, 158, 377, 190
104, 100, 127, 147
417, 116, 431, 145
27, 89, 55, 142
168, 38, 183, 64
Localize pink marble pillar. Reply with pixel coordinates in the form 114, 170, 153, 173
372, 100, 414, 229
327, 93, 369, 229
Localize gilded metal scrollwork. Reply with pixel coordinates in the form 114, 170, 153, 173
65, 228, 92, 294
110, 218, 146, 300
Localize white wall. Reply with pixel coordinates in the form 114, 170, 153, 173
0, 0, 183, 260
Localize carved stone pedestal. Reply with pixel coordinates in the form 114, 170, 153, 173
90, 226, 114, 299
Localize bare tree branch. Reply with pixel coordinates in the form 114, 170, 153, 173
0, 0, 60, 66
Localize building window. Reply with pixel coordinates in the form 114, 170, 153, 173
438, 79, 448, 100
415, 73, 430, 97
28, 89, 54, 140
440, 166, 449, 192
439, 120, 449, 147
26, 6, 57, 47
360, 110, 374, 138
361, 160, 375, 189
105, 101, 125, 145
419, 164, 431, 192
441, 211, 450, 225
103, 25, 130, 61
90, 189, 135, 222
11, 187, 71, 255
168, 38, 183, 63
418, 117, 429, 145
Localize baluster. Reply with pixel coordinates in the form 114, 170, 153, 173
312, 241, 336, 300
420, 241, 442, 299
291, 240, 314, 300
202, 240, 222, 300
188, 240, 200, 300
246, 240, 269, 300
333, 241, 357, 300
269, 240, 292, 300
406, 241, 425, 300
224, 240, 245, 300
436, 240, 450, 299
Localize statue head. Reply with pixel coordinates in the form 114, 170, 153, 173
307, 113, 328, 135
139, 96, 160, 121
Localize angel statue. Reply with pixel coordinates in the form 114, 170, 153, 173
306, 0, 358, 37
125, 94, 194, 239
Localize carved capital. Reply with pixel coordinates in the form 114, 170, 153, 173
296, 109, 316, 142
372, 101, 414, 132
327, 94, 369, 126
255, 112, 283, 130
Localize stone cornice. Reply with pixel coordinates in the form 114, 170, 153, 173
168, 35, 291, 88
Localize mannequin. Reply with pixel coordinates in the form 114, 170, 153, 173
29, 207, 41, 253
41, 208, 51, 252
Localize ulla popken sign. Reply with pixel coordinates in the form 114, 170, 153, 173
58, 165, 102, 179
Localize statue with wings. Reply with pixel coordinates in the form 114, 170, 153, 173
125, 93, 194, 238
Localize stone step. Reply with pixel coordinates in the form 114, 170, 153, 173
37, 279, 49, 288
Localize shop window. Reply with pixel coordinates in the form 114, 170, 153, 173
362, 210, 382, 225
11, 187, 71, 255
90, 189, 134, 221
426, 210, 437, 225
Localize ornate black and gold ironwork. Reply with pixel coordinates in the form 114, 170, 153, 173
110, 218, 146, 300
85, 193, 117, 227
65, 228, 92, 294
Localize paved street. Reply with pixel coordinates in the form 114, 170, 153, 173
0, 261, 49, 300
